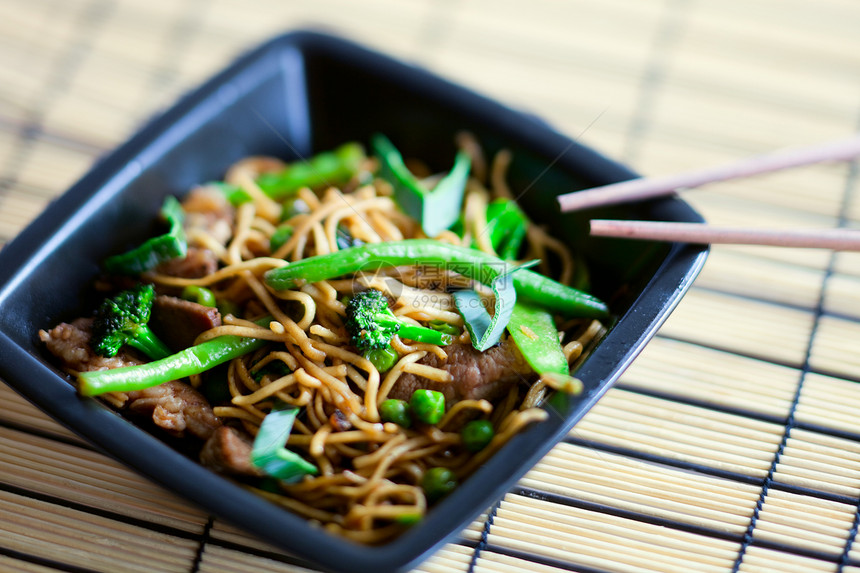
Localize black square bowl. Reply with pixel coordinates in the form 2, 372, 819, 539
0, 31, 707, 573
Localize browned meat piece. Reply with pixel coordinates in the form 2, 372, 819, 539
329, 409, 352, 432
155, 246, 219, 279
125, 381, 221, 440
224, 156, 285, 182
150, 295, 221, 351
388, 338, 534, 405
155, 188, 234, 280
40, 317, 220, 440
200, 426, 261, 477
39, 318, 143, 373
182, 185, 235, 246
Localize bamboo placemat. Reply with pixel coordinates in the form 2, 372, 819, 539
1, 0, 859, 571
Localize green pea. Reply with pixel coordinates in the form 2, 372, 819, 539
270, 224, 294, 252
421, 467, 457, 502
461, 419, 494, 452
280, 197, 310, 221
410, 389, 445, 425
428, 319, 460, 337
364, 346, 398, 373
181, 285, 217, 307
379, 399, 412, 428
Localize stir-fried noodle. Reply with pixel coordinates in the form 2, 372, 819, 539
44, 135, 606, 543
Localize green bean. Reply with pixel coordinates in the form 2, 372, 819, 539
77, 318, 270, 396
485, 199, 529, 260
256, 142, 365, 200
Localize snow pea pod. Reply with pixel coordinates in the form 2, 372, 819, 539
263, 239, 608, 319
103, 196, 187, 275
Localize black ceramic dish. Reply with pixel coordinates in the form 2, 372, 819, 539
0, 31, 707, 573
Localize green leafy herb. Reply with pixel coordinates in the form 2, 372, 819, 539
372, 133, 471, 238
452, 260, 538, 352
250, 402, 318, 482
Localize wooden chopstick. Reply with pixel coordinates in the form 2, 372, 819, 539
589, 220, 860, 250
558, 134, 860, 212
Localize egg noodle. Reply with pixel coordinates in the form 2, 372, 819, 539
142, 134, 605, 543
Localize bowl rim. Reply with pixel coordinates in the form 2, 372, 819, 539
0, 29, 708, 573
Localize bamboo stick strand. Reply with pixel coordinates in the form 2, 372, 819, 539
0, 490, 197, 572
0, 384, 84, 442
740, 546, 839, 572
620, 337, 799, 418
0, 426, 207, 531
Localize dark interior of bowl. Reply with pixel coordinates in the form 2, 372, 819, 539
0, 31, 707, 573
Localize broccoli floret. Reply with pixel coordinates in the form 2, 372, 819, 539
91, 283, 171, 360
344, 289, 453, 352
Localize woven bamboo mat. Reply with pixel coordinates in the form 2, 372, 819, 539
1, 0, 859, 571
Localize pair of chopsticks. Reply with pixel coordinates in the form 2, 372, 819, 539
557, 135, 860, 250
